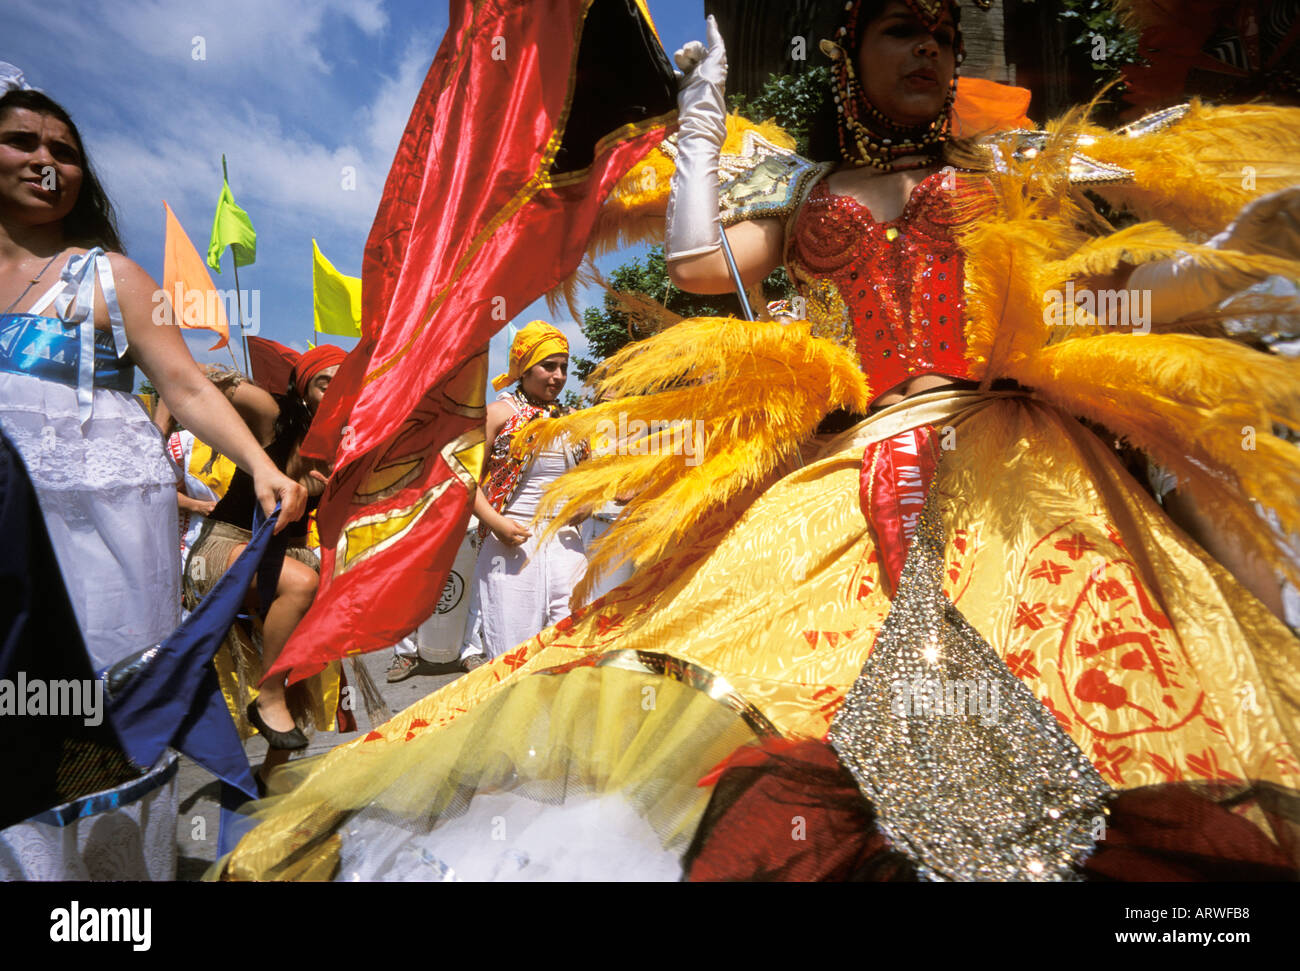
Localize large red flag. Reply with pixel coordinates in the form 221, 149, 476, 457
270, 0, 676, 684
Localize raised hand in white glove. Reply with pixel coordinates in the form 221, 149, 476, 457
1130, 186, 1300, 325
1212, 186, 1300, 262
665, 16, 728, 262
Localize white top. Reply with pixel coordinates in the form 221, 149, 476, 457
506, 447, 574, 521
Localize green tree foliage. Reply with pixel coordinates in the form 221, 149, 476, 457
568, 247, 741, 403
728, 66, 830, 158
1059, 0, 1141, 81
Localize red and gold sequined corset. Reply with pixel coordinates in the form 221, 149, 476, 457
789, 170, 980, 397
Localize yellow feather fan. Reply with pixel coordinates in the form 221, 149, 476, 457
957, 105, 1300, 586
514, 317, 870, 604
1084, 101, 1300, 237
1012, 334, 1300, 586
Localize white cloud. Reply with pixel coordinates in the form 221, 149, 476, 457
6, 0, 436, 258
101, 0, 388, 78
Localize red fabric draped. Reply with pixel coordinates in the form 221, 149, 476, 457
267, 0, 676, 684
246, 337, 299, 395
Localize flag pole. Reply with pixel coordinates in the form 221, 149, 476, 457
221, 155, 253, 376
231, 254, 251, 376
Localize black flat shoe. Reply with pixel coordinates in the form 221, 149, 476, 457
246, 700, 309, 751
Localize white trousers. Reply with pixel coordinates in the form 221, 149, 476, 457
469, 523, 587, 659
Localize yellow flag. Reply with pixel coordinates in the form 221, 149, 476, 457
164, 201, 230, 350
312, 240, 362, 338
189, 439, 237, 497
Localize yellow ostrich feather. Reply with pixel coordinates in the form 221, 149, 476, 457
958, 217, 1070, 381
1084, 101, 1300, 237
959, 106, 1300, 380
1006, 332, 1300, 586
516, 317, 870, 603
1044, 222, 1300, 289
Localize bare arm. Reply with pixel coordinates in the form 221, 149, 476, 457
666, 218, 785, 295
177, 490, 217, 515
227, 380, 280, 448
152, 396, 173, 435
107, 255, 306, 531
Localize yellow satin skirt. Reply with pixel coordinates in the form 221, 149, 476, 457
216, 393, 1300, 878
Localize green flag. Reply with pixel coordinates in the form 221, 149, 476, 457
207, 156, 257, 273
312, 239, 362, 338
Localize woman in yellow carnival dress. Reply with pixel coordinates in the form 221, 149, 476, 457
216, 0, 1300, 881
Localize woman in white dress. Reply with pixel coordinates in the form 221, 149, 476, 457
0, 77, 305, 878
0, 84, 306, 667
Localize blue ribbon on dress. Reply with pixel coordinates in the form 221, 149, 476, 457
0, 314, 134, 391
46, 247, 129, 426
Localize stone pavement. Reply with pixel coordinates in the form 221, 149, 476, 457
175, 647, 465, 880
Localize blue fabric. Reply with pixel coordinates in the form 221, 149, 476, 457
3, 247, 133, 423
0, 313, 134, 392
101, 504, 288, 802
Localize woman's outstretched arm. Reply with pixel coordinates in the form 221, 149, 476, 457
109, 254, 306, 531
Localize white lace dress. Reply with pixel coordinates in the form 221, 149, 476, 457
0, 248, 180, 880
0, 252, 179, 672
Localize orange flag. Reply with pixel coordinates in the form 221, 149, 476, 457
163, 201, 230, 350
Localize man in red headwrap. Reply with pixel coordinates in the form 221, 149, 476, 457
290, 345, 347, 405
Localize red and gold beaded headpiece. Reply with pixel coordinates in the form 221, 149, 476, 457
820, 0, 990, 171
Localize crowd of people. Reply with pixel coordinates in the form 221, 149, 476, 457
4, 0, 1300, 884
0, 61, 606, 869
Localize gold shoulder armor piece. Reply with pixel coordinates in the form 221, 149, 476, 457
710, 129, 831, 228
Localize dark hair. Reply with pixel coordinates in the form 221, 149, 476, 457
0, 89, 125, 253
274, 390, 315, 448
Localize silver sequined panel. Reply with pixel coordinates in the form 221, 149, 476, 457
829, 480, 1112, 881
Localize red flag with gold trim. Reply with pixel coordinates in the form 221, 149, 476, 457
269, 0, 676, 684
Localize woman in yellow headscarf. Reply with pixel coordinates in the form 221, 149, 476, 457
457, 321, 588, 671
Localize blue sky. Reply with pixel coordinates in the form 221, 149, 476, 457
3, 0, 709, 386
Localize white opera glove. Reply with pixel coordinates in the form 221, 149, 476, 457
664, 15, 728, 262
1127, 254, 1256, 325
1212, 186, 1300, 262
1130, 188, 1300, 325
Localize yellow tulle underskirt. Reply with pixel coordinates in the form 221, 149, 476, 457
217, 395, 1300, 879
